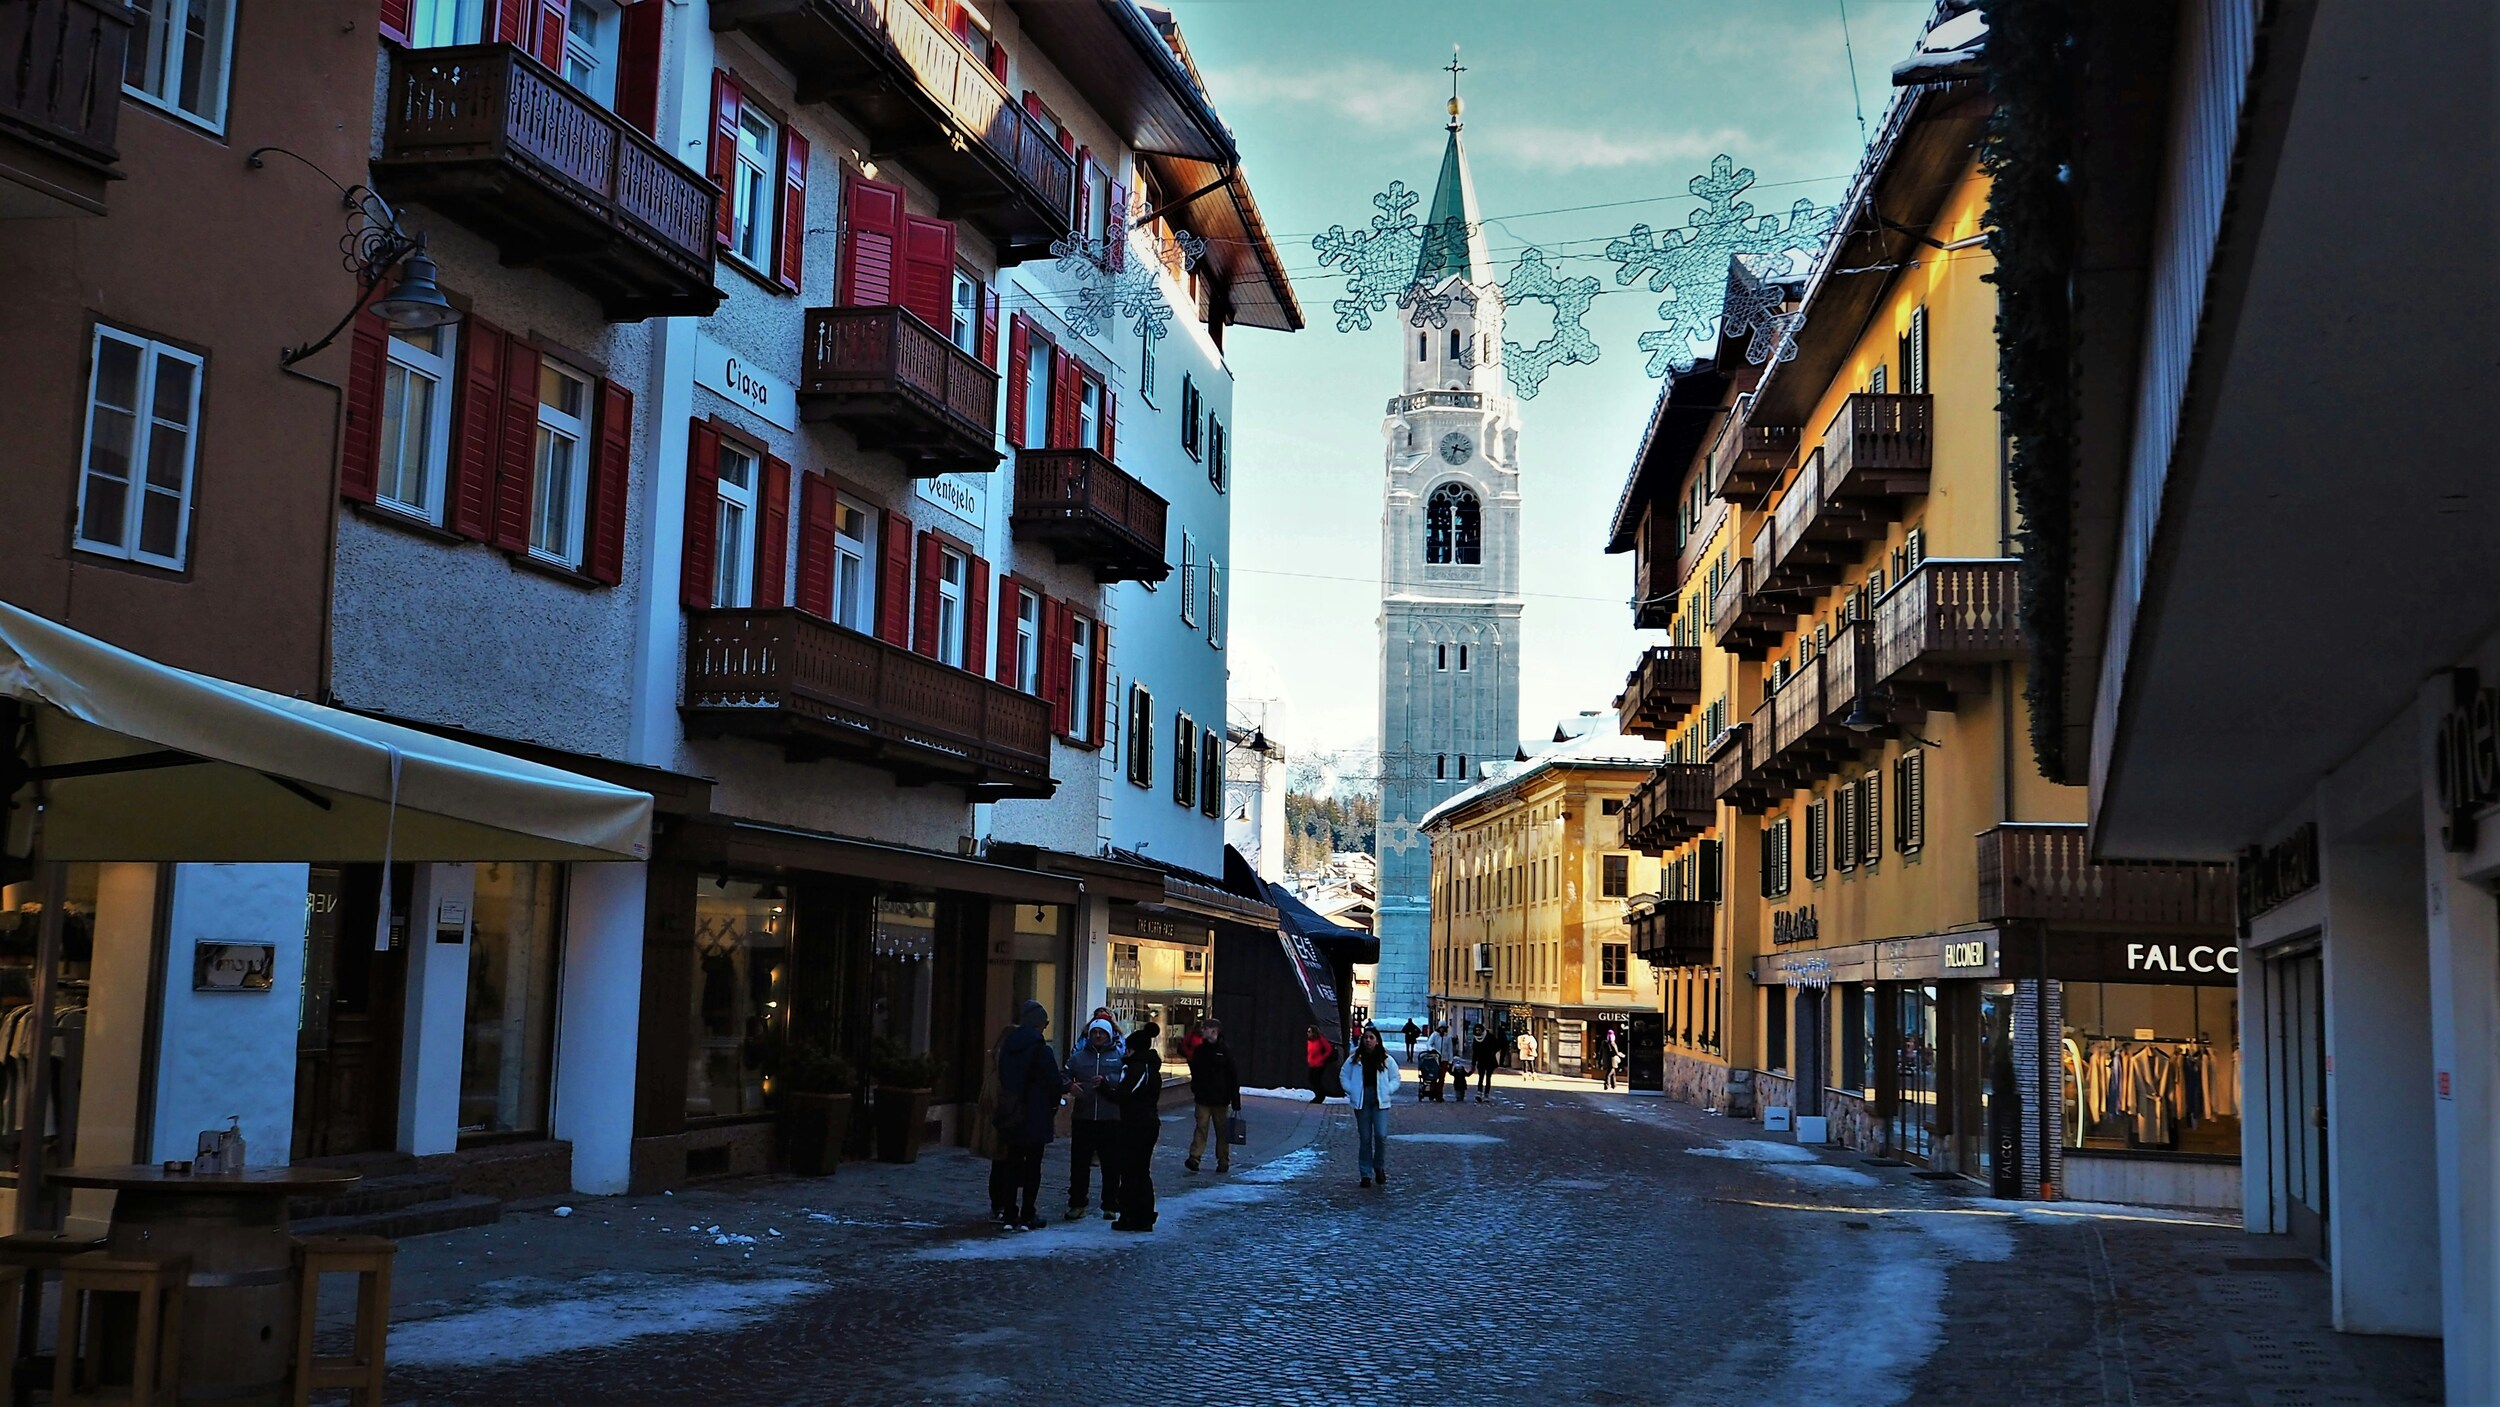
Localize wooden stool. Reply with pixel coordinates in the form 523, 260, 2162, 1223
291, 1235, 394, 1407
54, 1252, 186, 1407
0, 1229, 106, 1395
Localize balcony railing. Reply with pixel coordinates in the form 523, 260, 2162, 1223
376, 43, 720, 319
1010, 447, 1169, 583
0, 0, 128, 214
683, 608, 1054, 799
1820, 392, 1933, 499
1976, 824, 2237, 930
800, 305, 1001, 475
1708, 558, 1782, 659
1623, 763, 1712, 855
1616, 646, 1702, 740
1875, 559, 2024, 684
1632, 503, 1677, 631
1706, 406, 1798, 503
716, 0, 1075, 260
1387, 390, 1483, 415
1629, 900, 1714, 968
1708, 724, 1753, 808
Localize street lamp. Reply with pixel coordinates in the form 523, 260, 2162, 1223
248, 146, 460, 367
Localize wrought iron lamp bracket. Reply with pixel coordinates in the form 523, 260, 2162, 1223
248, 146, 425, 368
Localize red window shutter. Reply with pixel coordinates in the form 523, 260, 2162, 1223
615, 0, 662, 136
1004, 315, 1031, 449
986, 41, 1008, 84
1098, 384, 1117, 463
448, 317, 505, 541
837, 175, 906, 308
911, 531, 942, 658
1058, 124, 1074, 158
1022, 90, 1045, 121
491, 337, 541, 553
533, 0, 568, 69
755, 453, 790, 605
899, 215, 956, 332
1041, 601, 1071, 735
1089, 620, 1110, 746
1105, 183, 1127, 270
993, 578, 1020, 685
1074, 150, 1094, 245
978, 283, 999, 368
680, 420, 721, 609
795, 473, 835, 616
378, 0, 411, 44
710, 71, 742, 248
586, 379, 632, 586
876, 510, 914, 645
340, 311, 387, 505
1049, 353, 1081, 448
775, 128, 809, 293
492, 0, 528, 45
963, 555, 990, 677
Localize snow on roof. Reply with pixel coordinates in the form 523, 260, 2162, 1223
1418, 714, 1664, 832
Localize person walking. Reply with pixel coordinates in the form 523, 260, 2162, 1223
1065, 1016, 1126, 1221
993, 1001, 1064, 1230
1107, 1024, 1165, 1231
1472, 1025, 1502, 1102
1304, 1025, 1336, 1103
1448, 1024, 1471, 1102
1516, 1029, 1540, 1083
1601, 1025, 1624, 1091
1401, 1018, 1421, 1060
1342, 1026, 1403, 1188
1185, 1018, 1242, 1173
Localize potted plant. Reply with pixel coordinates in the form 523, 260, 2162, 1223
777, 1041, 856, 1177
870, 1039, 945, 1164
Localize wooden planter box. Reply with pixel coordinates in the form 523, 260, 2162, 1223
873, 1087, 935, 1164
781, 1092, 853, 1177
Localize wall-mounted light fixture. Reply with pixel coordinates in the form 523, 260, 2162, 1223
248, 146, 459, 367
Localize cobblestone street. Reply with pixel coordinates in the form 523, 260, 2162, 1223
365, 1084, 2436, 1406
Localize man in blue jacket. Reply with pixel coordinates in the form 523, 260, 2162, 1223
1064, 1016, 1127, 1221
994, 1000, 1065, 1231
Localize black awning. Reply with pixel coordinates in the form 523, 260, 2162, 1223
1221, 845, 1379, 963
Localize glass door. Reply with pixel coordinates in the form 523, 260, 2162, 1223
1891, 983, 1938, 1161
2267, 945, 2326, 1258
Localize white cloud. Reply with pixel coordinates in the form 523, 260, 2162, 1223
1199, 60, 1440, 130
1479, 122, 1754, 173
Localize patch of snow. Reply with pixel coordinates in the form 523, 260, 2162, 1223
1241, 1086, 1343, 1105
1686, 1139, 1820, 1164
1765, 1162, 1881, 1190
1387, 1133, 1505, 1146
1232, 1144, 1325, 1185
1958, 1197, 2235, 1228
552, 1206, 573, 1218
391, 1277, 822, 1367
713, 1233, 758, 1246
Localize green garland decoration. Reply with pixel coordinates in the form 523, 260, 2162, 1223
1978, 0, 2081, 783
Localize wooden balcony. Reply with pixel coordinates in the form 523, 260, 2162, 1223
1757, 448, 1885, 597
1706, 408, 1798, 504
1708, 723, 1755, 810
683, 607, 1054, 799
376, 44, 720, 320
712, 0, 1075, 261
1709, 558, 1784, 660
0, 0, 126, 216
1976, 824, 2236, 931
1622, 763, 1712, 855
1631, 503, 1676, 631
1874, 559, 2023, 706
1629, 900, 1714, 968
1615, 646, 1702, 740
1819, 392, 1933, 500
1010, 447, 1169, 584
800, 305, 1001, 475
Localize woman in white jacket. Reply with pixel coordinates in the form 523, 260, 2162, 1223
1341, 1026, 1403, 1189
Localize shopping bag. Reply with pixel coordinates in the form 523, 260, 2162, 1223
1227, 1113, 1248, 1145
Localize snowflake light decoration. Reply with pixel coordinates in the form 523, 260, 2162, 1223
1720, 257, 1807, 367
1048, 230, 1205, 344
1401, 278, 1477, 331
1311, 181, 1426, 333
1605, 154, 1837, 376
1497, 246, 1600, 400
1378, 815, 1423, 857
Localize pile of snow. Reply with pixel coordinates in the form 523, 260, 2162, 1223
391, 1276, 821, 1367
1388, 1132, 1504, 1146
1686, 1139, 1820, 1164
1240, 1086, 1342, 1104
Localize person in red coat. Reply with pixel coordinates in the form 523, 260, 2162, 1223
1304, 1025, 1336, 1103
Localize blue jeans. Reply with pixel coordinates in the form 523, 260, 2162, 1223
1352, 1103, 1387, 1179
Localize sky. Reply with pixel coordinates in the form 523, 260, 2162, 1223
1167, 0, 1937, 772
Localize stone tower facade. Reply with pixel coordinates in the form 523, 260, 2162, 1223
1372, 91, 1523, 1030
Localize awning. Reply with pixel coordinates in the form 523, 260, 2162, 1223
0, 602, 652, 864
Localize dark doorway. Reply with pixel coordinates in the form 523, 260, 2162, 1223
1628, 1012, 1664, 1092
293, 865, 408, 1159
1793, 989, 1825, 1118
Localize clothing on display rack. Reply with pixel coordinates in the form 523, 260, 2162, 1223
2063, 1031, 2236, 1151
0, 997, 88, 1156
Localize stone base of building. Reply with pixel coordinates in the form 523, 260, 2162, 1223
1657, 1049, 1730, 1112
1755, 1071, 1795, 1123
1823, 1089, 1879, 1153
427, 1139, 575, 1202
630, 1121, 778, 1193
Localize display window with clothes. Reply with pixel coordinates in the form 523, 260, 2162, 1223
2060, 982, 2240, 1157
687, 877, 792, 1121
1107, 938, 1209, 1068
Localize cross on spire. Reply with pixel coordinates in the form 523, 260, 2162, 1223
1445, 46, 1465, 127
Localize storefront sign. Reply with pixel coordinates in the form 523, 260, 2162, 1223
193, 942, 274, 992
2237, 822, 2319, 919
1110, 907, 1211, 946
1943, 937, 1994, 970
1770, 905, 1818, 945
1777, 956, 1834, 990
2435, 669, 2500, 851
2124, 940, 2239, 977
695, 334, 796, 431
917, 474, 988, 535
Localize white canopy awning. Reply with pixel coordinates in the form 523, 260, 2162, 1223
0, 602, 651, 864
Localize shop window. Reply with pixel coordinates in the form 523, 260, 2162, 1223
76, 326, 202, 571
2063, 983, 2240, 1156
1764, 987, 1787, 1074
126, 0, 235, 131
1601, 854, 1629, 898
459, 863, 563, 1137
1106, 936, 1209, 1070
1601, 942, 1629, 987
1841, 982, 1871, 1094
687, 878, 790, 1121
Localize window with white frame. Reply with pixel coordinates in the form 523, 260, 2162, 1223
1138, 321, 1157, 405
729, 104, 779, 272
530, 361, 592, 568
1014, 589, 1042, 693
1085, 162, 1112, 247
1023, 340, 1054, 449
1179, 534, 1198, 626
125, 0, 235, 131
1205, 560, 1221, 648
832, 494, 876, 633
75, 326, 203, 570
563, 0, 621, 107
1070, 617, 1098, 742
935, 544, 968, 667
950, 271, 980, 356
1078, 377, 1101, 451
712, 441, 758, 609
377, 324, 457, 524
407, 0, 484, 46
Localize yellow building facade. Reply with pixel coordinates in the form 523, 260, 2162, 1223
1421, 726, 1664, 1077
1605, 86, 2239, 1205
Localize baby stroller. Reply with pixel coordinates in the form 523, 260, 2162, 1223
1417, 1047, 1446, 1102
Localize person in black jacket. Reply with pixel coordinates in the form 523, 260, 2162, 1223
1184, 1018, 1242, 1174
1106, 1024, 1164, 1232
993, 1000, 1066, 1231
1472, 1025, 1503, 1102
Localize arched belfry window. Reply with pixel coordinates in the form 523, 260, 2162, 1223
1426, 482, 1481, 565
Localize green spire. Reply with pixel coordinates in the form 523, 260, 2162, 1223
1412, 49, 1485, 289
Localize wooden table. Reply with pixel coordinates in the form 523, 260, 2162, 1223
50, 1165, 361, 1405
